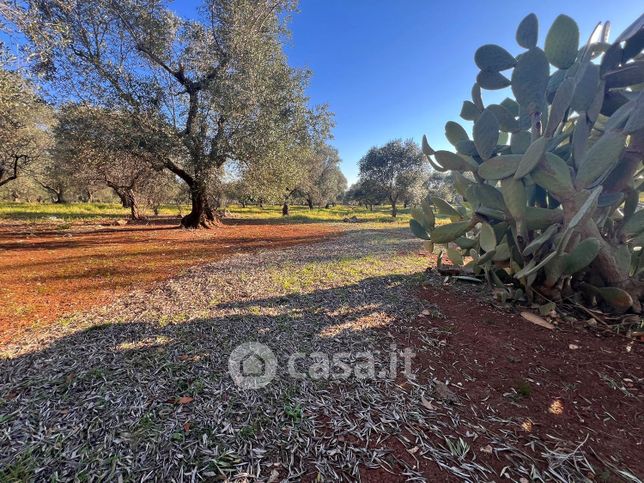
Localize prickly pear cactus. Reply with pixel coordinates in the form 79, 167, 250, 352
412, 13, 644, 314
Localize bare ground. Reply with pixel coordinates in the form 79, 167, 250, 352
1, 226, 642, 482
0, 217, 338, 344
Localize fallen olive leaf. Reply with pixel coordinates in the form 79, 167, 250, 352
480, 444, 493, 454
267, 470, 280, 483
521, 311, 555, 330
420, 394, 436, 410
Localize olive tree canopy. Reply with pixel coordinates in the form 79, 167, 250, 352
0, 0, 331, 227
0, 65, 52, 188
358, 139, 427, 217
299, 144, 347, 208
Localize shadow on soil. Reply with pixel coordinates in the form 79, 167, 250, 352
0, 272, 425, 479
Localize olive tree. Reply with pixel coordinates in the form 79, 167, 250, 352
345, 179, 387, 211
1, 0, 330, 227
0, 66, 52, 188
52, 104, 171, 219
299, 144, 347, 209
238, 141, 312, 215
358, 139, 427, 217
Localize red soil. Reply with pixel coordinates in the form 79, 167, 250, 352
0, 217, 339, 345
362, 282, 643, 481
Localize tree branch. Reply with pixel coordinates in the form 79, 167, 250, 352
164, 158, 194, 187
0, 154, 24, 188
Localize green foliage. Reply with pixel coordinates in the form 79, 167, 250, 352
514, 380, 533, 398
412, 13, 644, 314
0, 65, 52, 188
0, 201, 453, 227
357, 139, 428, 217
296, 144, 348, 208
0, 202, 184, 221
2, 0, 331, 228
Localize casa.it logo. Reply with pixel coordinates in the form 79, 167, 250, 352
229, 342, 417, 389
228, 342, 277, 389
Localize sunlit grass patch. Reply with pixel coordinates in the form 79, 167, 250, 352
115, 336, 171, 351
0, 202, 153, 221
269, 252, 428, 294
0, 201, 192, 221
232, 204, 415, 224
0, 201, 451, 225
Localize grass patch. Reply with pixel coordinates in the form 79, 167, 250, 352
514, 380, 533, 398
284, 402, 303, 423
269, 252, 428, 293
0, 202, 421, 224
233, 204, 414, 224
0, 450, 36, 482
0, 202, 179, 221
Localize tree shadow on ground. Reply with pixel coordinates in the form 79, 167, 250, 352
224, 215, 404, 225
0, 271, 427, 481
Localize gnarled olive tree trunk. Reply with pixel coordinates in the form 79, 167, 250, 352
390, 196, 398, 218
36, 181, 66, 204
181, 183, 217, 228
165, 161, 219, 229
109, 184, 142, 220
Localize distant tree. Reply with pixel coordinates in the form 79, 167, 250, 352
426, 171, 458, 203
323, 168, 348, 208
345, 179, 387, 211
399, 169, 431, 208
0, 66, 52, 188
225, 178, 256, 208
144, 175, 188, 216
234, 140, 311, 216
52, 104, 170, 219
358, 139, 426, 217
2, 0, 330, 228
299, 144, 347, 209
32, 155, 74, 203
344, 183, 359, 205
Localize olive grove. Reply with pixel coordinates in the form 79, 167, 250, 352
0, 0, 331, 227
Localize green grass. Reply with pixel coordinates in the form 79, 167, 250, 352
0, 202, 181, 221
269, 253, 429, 294
233, 204, 415, 224
283, 402, 303, 423
514, 380, 533, 399
0, 201, 415, 224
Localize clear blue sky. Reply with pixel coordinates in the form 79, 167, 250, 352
4, 1, 640, 185
279, 0, 642, 185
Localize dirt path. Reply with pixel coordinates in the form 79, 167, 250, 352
1, 226, 642, 481
0, 218, 338, 344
